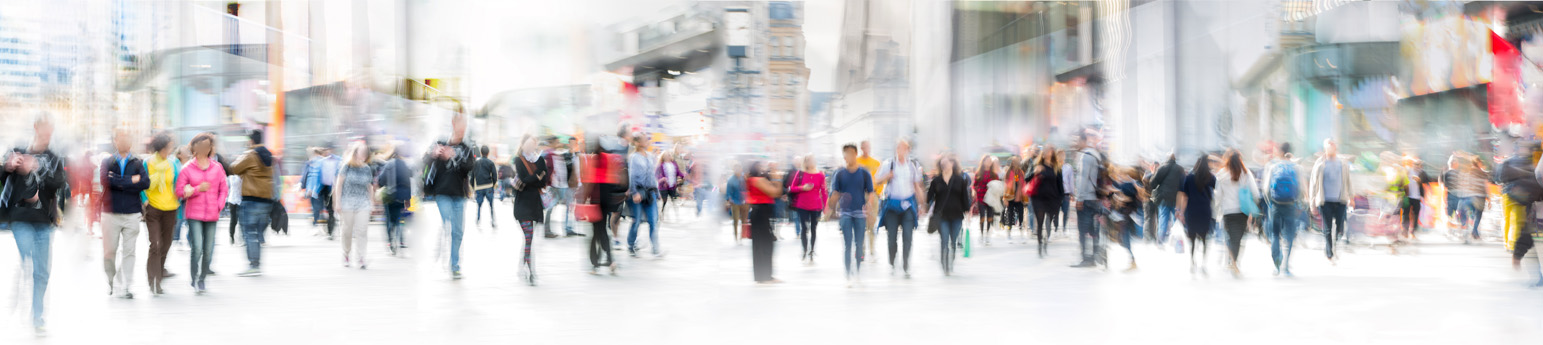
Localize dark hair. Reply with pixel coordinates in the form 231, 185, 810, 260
1193, 155, 1214, 187
247, 129, 264, 145
1225, 149, 1244, 182
936, 154, 960, 178
190, 134, 217, 158
479, 145, 490, 157
842, 143, 857, 153
1279, 142, 1292, 156
746, 160, 769, 179
149, 132, 173, 153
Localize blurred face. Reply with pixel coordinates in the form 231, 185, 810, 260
113, 131, 132, 154
34, 119, 52, 143
803, 156, 816, 171
192, 139, 213, 158
861, 141, 871, 155
896, 141, 910, 158
843, 148, 857, 166
941, 158, 955, 174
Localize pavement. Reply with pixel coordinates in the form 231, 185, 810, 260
3, 200, 1542, 344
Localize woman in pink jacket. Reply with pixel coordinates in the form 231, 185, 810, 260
790, 155, 828, 264
177, 133, 227, 294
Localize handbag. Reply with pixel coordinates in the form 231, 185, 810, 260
1239, 185, 1260, 216
540, 189, 556, 209
574, 203, 601, 222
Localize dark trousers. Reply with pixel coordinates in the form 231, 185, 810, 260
1401, 198, 1421, 235
144, 206, 177, 290
227, 203, 241, 244
883, 207, 917, 272
589, 198, 621, 268
797, 209, 820, 258
750, 203, 776, 282
1032, 199, 1058, 245
315, 186, 335, 236
1076, 203, 1104, 263
1223, 213, 1249, 263
475, 188, 496, 225
1320, 202, 1348, 259
385, 201, 406, 247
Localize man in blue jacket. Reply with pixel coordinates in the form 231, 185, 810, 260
100, 129, 150, 299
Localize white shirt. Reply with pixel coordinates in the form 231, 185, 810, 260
226, 175, 243, 205
1213, 169, 1258, 218
877, 157, 922, 199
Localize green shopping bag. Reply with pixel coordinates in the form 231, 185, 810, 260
963, 227, 972, 258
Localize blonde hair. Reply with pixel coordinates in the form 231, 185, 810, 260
344, 142, 371, 168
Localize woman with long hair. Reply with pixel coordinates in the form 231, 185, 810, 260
657, 149, 687, 220
972, 155, 1000, 243
790, 155, 828, 263
176, 133, 227, 294
1215, 149, 1258, 277
927, 154, 971, 275
746, 161, 785, 283
512, 135, 551, 286
1029, 146, 1065, 257
996, 158, 1024, 246
1178, 155, 1218, 276
333, 142, 377, 269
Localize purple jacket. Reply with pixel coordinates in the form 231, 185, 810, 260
657, 161, 687, 192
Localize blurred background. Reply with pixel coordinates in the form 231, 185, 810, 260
0, 0, 1540, 199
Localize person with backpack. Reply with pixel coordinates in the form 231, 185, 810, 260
580, 125, 631, 275
1071, 128, 1109, 268
1308, 139, 1354, 263
876, 139, 926, 278
376, 145, 412, 255
1148, 153, 1185, 248
423, 115, 475, 279
1178, 155, 1217, 276
1496, 144, 1542, 251
1262, 142, 1303, 277
305, 146, 340, 240
472, 145, 499, 229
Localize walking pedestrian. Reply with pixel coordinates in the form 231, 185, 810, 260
229, 129, 277, 277
1060, 150, 1075, 236
143, 133, 180, 295
1149, 153, 1185, 248
627, 135, 662, 257
725, 163, 749, 244
226, 170, 242, 245
1308, 139, 1353, 263
99, 129, 149, 298
1216, 149, 1259, 277
857, 140, 883, 261
972, 155, 1000, 243
1029, 146, 1065, 258
1109, 166, 1145, 272
1496, 144, 1542, 252
790, 155, 828, 263
1453, 156, 1489, 244
423, 115, 474, 279
658, 149, 687, 220
828, 144, 874, 286
306, 146, 340, 240
177, 133, 226, 294
926, 154, 970, 276
545, 137, 583, 237
5, 114, 68, 335
512, 136, 550, 285
473, 145, 499, 228
1071, 128, 1109, 268
998, 157, 1024, 245
580, 126, 629, 275
876, 140, 925, 277
1178, 155, 1217, 276
334, 142, 377, 269
1263, 142, 1303, 277
376, 144, 412, 254
746, 161, 785, 284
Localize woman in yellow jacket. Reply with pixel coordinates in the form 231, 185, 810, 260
144, 133, 181, 295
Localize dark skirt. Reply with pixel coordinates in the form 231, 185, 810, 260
750, 203, 776, 281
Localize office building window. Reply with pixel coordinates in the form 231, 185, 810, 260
770, 2, 794, 20
768, 36, 779, 57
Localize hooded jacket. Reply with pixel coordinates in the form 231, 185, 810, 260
229, 145, 275, 202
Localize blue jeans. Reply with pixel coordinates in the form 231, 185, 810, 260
1457, 197, 1484, 239
694, 187, 709, 216
11, 222, 53, 327
1076, 202, 1105, 263
629, 201, 660, 254
237, 200, 273, 269
186, 219, 217, 286
882, 207, 917, 271
544, 187, 574, 233
385, 201, 406, 247
475, 188, 496, 224
1267, 203, 1300, 272
173, 208, 186, 241
435, 197, 467, 272
1156, 205, 1178, 241
938, 217, 962, 273
839, 215, 866, 278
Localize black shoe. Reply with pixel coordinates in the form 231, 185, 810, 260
564, 231, 584, 237
544, 233, 559, 239
1069, 262, 1096, 268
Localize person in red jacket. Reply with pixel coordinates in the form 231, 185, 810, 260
972, 155, 1000, 243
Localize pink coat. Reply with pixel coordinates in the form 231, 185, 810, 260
176, 158, 228, 222
790, 170, 828, 211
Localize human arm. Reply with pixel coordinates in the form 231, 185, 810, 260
751, 177, 783, 198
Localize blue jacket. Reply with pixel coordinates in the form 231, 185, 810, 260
99, 154, 150, 214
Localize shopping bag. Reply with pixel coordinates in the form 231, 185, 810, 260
742, 224, 751, 239
963, 227, 972, 258
574, 204, 600, 222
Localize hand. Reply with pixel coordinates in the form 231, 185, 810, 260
1075, 201, 1083, 210
25, 191, 38, 203
183, 185, 195, 196
633, 193, 642, 203
197, 182, 210, 192
132, 175, 141, 184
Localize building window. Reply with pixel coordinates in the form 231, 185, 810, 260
770, 2, 794, 20
782, 37, 793, 57
768, 36, 779, 57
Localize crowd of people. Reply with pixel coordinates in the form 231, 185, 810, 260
8, 113, 1543, 336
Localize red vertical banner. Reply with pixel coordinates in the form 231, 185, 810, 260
1490, 31, 1523, 128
